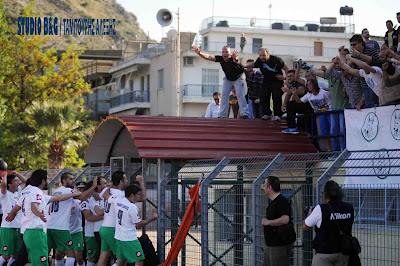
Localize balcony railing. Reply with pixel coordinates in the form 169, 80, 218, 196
194, 40, 339, 58
183, 84, 222, 98
201, 16, 354, 34
110, 90, 149, 108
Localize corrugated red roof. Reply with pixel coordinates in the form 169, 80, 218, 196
85, 115, 317, 162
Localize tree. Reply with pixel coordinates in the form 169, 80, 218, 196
15, 101, 94, 169
0, 1, 91, 115
0, 1, 92, 168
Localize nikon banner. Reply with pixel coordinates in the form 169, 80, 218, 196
344, 105, 400, 185
345, 105, 400, 151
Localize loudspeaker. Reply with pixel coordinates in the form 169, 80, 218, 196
156, 9, 173, 27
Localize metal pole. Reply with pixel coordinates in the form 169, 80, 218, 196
142, 159, 148, 235
252, 154, 284, 266
157, 159, 166, 263
176, 9, 181, 117
234, 164, 244, 265
201, 157, 229, 266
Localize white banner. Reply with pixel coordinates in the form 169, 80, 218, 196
345, 105, 400, 151
344, 105, 400, 185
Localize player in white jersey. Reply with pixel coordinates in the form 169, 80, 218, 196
69, 199, 84, 266
91, 176, 107, 250
108, 185, 157, 266
97, 172, 146, 266
6, 170, 81, 266
81, 180, 104, 266
0, 172, 26, 266
47, 173, 98, 266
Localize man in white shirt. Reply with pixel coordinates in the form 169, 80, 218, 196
108, 184, 157, 266
69, 199, 84, 266
0, 172, 26, 266
6, 170, 81, 266
47, 173, 98, 266
205, 92, 221, 118
98, 172, 147, 266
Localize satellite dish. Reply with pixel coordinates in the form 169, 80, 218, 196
157, 9, 173, 27
167, 29, 178, 39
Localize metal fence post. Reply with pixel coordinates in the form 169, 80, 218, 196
252, 153, 284, 266
157, 159, 167, 263
316, 149, 350, 204
201, 157, 229, 266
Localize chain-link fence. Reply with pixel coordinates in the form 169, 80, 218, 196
156, 149, 400, 266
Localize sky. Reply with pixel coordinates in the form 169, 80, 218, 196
117, 0, 399, 42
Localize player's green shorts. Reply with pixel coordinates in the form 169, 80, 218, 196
99, 226, 117, 254
85, 236, 99, 258
71, 231, 84, 251
24, 229, 48, 265
0, 228, 22, 255
47, 229, 73, 252
116, 239, 145, 263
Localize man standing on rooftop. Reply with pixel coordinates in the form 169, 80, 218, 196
192, 45, 250, 118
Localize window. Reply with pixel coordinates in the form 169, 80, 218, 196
252, 38, 262, 53
140, 76, 145, 91
202, 69, 219, 97
146, 75, 150, 91
184, 57, 194, 66
120, 75, 126, 90
203, 37, 208, 51
158, 69, 164, 89
227, 37, 235, 48
129, 79, 133, 91
314, 41, 323, 56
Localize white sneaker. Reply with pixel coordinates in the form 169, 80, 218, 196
262, 115, 272, 120
272, 116, 281, 121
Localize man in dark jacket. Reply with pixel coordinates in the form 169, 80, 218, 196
304, 180, 355, 266
245, 59, 263, 118
384, 20, 398, 52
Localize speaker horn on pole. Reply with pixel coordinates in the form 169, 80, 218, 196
157, 9, 173, 27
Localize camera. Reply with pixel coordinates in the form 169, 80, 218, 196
304, 206, 313, 216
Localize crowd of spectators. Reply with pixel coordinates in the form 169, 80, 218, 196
200, 12, 400, 152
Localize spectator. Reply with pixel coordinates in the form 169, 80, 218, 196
312, 58, 350, 151
192, 45, 250, 118
397, 12, 400, 52
292, 79, 332, 151
76, 181, 86, 193
361, 28, 380, 52
245, 59, 264, 118
295, 60, 329, 90
382, 61, 400, 105
303, 180, 355, 266
326, 57, 363, 110
228, 88, 239, 118
349, 35, 380, 107
245, 47, 289, 121
205, 92, 221, 118
240, 33, 247, 53
281, 70, 313, 134
262, 176, 295, 266
384, 20, 398, 52
341, 54, 382, 99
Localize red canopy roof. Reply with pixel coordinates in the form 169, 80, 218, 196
85, 115, 317, 163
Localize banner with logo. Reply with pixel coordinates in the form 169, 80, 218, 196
345, 105, 400, 151
344, 105, 400, 185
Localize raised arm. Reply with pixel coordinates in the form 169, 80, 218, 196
346, 54, 376, 73
192, 46, 216, 61
12, 171, 27, 186
336, 56, 360, 76
1, 172, 7, 195
386, 48, 400, 61
136, 213, 158, 229
311, 69, 325, 78
77, 176, 98, 200
49, 191, 82, 203
295, 65, 305, 85
383, 62, 400, 87
135, 175, 146, 203
351, 49, 372, 65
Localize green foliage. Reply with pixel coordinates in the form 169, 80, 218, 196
0, 1, 93, 169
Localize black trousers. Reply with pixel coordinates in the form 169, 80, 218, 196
252, 102, 262, 118
260, 82, 283, 117
286, 101, 314, 131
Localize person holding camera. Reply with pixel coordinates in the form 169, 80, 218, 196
262, 176, 295, 266
303, 180, 355, 266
